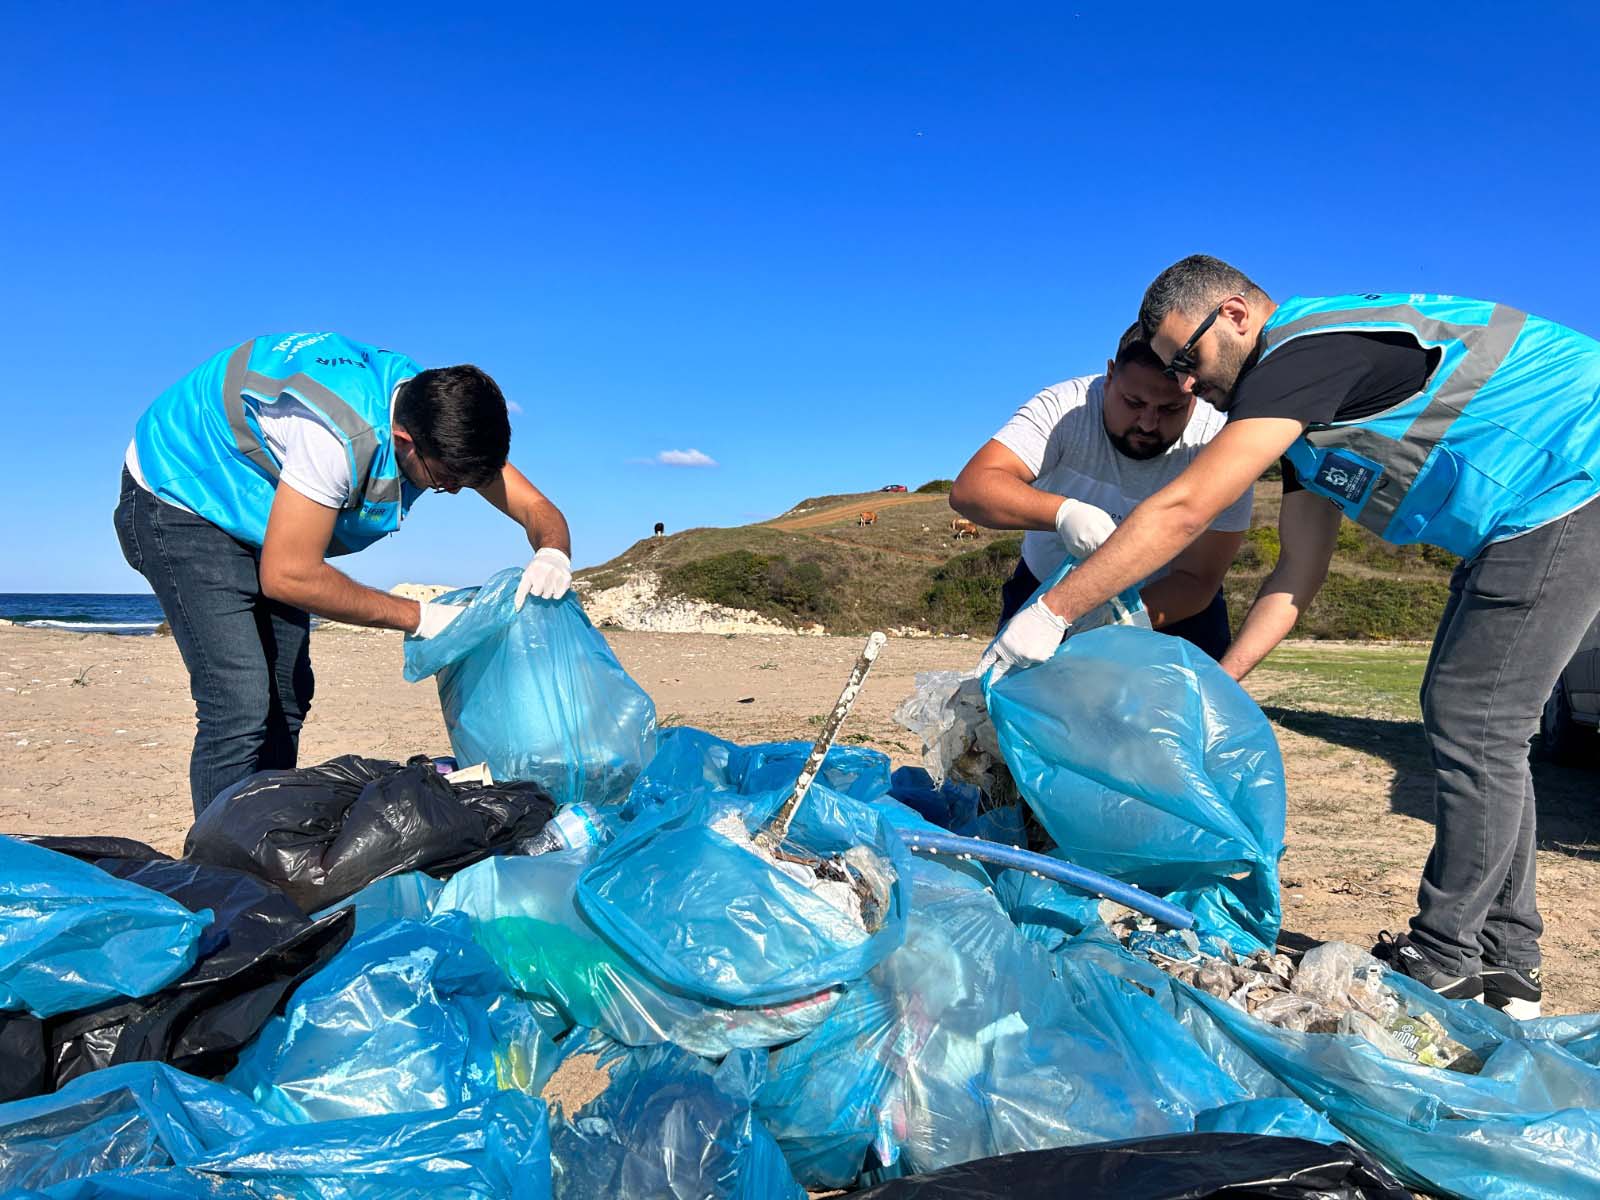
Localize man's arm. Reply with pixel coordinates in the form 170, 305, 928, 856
1040, 417, 1306, 622
259, 488, 422, 630
949, 440, 1058, 530
1218, 491, 1341, 680
1140, 527, 1245, 627
478, 464, 572, 554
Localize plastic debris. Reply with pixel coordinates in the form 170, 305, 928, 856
402, 568, 657, 805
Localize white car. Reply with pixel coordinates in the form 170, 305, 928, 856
1542, 613, 1600, 765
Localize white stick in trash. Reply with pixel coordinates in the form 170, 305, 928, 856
754, 630, 888, 856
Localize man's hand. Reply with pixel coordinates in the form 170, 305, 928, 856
977, 599, 1069, 681
515, 548, 572, 608
1054, 498, 1117, 559
412, 602, 465, 639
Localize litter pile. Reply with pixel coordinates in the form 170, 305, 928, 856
4, 578, 1600, 1200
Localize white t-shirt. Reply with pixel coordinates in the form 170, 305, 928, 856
126, 395, 355, 510
993, 374, 1252, 582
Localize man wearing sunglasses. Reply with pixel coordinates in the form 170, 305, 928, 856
117, 332, 573, 816
980, 255, 1600, 1018
951, 325, 1250, 658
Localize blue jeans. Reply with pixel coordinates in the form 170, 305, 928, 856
997, 558, 1233, 662
114, 469, 314, 817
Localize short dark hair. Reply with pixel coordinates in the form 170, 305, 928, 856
395, 365, 511, 487
1112, 321, 1167, 374
1138, 254, 1269, 339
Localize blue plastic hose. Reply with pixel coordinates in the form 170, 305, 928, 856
901, 828, 1196, 930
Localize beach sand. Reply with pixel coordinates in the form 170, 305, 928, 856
3, 624, 1597, 1013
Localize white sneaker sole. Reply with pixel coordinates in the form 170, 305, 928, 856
1489, 995, 1542, 1020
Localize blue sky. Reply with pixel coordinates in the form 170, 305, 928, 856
5, 3, 1599, 592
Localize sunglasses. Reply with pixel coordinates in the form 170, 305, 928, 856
1163, 302, 1223, 380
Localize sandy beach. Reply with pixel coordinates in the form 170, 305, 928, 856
4, 623, 1597, 1014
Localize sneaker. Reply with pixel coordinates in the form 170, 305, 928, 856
1371, 931, 1484, 1001
1481, 964, 1542, 1020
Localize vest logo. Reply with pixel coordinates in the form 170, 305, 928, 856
1314, 453, 1379, 506
315, 355, 370, 369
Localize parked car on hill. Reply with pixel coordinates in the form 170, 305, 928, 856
880, 484, 907, 492
1541, 613, 1600, 766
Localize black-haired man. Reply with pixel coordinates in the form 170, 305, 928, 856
117, 332, 571, 815
951, 327, 1249, 658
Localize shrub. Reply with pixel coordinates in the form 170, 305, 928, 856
922, 536, 1022, 635
915, 479, 956, 494
664, 551, 837, 622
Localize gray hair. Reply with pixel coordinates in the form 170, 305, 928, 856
1138, 255, 1269, 338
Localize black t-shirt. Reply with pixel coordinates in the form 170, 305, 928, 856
1229, 331, 1436, 492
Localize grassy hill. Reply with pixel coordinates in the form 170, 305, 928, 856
576, 479, 1457, 640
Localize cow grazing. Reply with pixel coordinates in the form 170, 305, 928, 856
950, 517, 979, 540
858, 511, 878, 527
653, 522, 664, 537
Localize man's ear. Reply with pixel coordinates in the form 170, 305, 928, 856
392, 426, 413, 449
1105, 357, 1116, 378
1220, 294, 1253, 334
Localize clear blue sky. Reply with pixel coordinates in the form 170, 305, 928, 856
5, 3, 1598, 592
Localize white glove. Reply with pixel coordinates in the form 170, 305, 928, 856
515, 547, 572, 609
412, 602, 464, 639
977, 598, 1070, 681
1054, 498, 1117, 560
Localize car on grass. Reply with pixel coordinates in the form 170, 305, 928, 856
1541, 613, 1600, 766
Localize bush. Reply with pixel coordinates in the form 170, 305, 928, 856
665, 551, 837, 622
922, 536, 1022, 635
915, 479, 955, 494
1234, 525, 1282, 570
1304, 574, 1450, 639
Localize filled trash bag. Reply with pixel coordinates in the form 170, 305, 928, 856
755, 853, 1322, 1189
184, 754, 556, 912
0, 837, 210, 1019
0, 1061, 551, 1199
402, 568, 656, 805
0, 855, 353, 1102
986, 625, 1285, 950
849, 1132, 1409, 1199
1075, 935, 1600, 1200
436, 851, 844, 1058
227, 913, 550, 1123
577, 781, 909, 1008
547, 1036, 804, 1200
313, 870, 445, 935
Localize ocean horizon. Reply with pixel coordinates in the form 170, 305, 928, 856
0, 592, 164, 635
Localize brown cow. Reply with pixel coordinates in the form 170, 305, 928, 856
858, 511, 878, 527
950, 517, 979, 540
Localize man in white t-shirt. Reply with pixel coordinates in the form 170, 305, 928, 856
950, 326, 1250, 659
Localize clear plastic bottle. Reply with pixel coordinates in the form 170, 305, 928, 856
518, 802, 606, 855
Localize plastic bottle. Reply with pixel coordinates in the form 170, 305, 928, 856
517, 802, 607, 855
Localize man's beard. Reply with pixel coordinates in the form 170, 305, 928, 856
1108, 429, 1175, 460
1200, 335, 1256, 411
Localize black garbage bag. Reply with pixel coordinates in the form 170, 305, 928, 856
17, 835, 173, 864
851, 1133, 1410, 1200
182, 754, 557, 912
0, 855, 353, 1103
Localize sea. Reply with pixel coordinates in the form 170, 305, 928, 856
0, 593, 165, 636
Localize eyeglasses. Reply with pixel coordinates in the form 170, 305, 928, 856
1163, 302, 1223, 380
406, 442, 453, 494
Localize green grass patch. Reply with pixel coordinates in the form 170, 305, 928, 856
1256, 643, 1429, 717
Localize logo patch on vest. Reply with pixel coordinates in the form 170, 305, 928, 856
1313, 452, 1379, 505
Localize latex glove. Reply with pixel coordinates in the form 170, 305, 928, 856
1054, 498, 1117, 560
977, 598, 1069, 681
515, 547, 572, 609
413, 602, 464, 639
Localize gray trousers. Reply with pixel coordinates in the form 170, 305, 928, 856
1409, 498, 1600, 974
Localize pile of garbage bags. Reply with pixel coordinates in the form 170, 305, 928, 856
6, 580, 1600, 1200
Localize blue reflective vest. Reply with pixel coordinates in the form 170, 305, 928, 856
1261, 294, 1600, 559
133, 333, 423, 555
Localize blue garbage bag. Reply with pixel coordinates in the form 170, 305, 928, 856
0, 1062, 551, 1199
434, 851, 845, 1057
756, 852, 1317, 1189
627, 726, 891, 814
0, 837, 211, 1018
547, 1034, 803, 1200
402, 568, 656, 805
576, 781, 909, 1008
226, 913, 553, 1123
986, 624, 1285, 951
1073, 934, 1600, 1200
312, 870, 444, 935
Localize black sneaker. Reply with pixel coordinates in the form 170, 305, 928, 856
1481, 964, 1542, 1020
1372, 931, 1484, 1001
